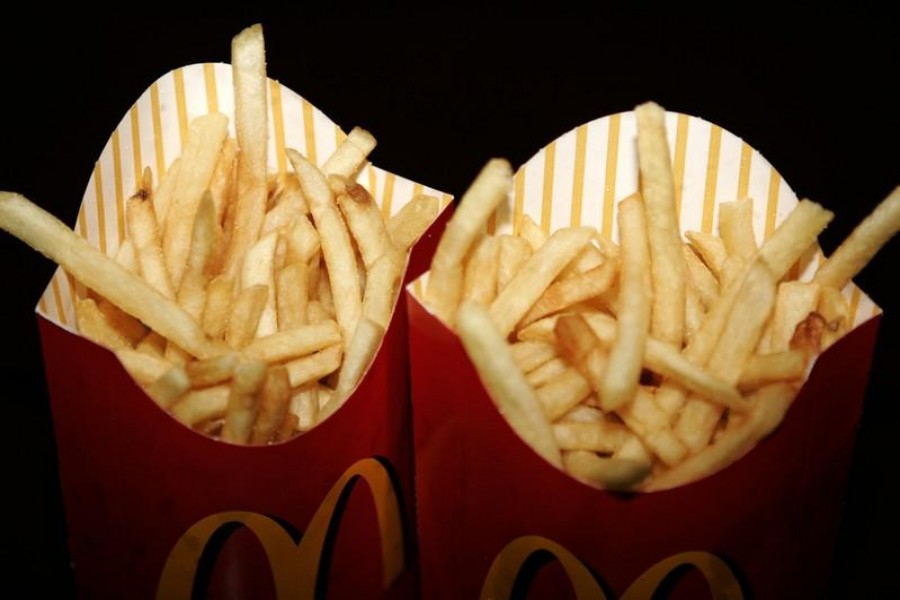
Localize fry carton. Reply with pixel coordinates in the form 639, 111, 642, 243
32, 57, 450, 598
407, 110, 883, 599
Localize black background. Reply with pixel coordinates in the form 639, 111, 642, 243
0, 14, 897, 598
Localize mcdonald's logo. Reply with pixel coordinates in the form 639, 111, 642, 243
481, 536, 744, 600
156, 457, 405, 599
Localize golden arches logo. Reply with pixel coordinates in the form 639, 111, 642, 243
156, 457, 405, 599
481, 536, 743, 600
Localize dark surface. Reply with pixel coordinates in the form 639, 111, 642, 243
0, 15, 896, 598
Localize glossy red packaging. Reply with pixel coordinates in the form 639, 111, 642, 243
407, 111, 882, 599
35, 61, 451, 598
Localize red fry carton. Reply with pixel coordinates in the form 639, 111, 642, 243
35, 62, 450, 598
407, 111, 882, 599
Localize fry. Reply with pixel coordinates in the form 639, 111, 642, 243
326, 317, 385, 418
509, 340, 557, 374
814, 186, 900, 289
171, 385, 231, 427
388, 194, 440, 252
243, 321, 341, 363
221, 24, 268, 277
535, 367, 592, 421
462, 235, 500, 307
127, 191, 174, 299
95, 298, 147, 346
162, 113, 229, 287
202, 275, 235, 340
250, 365, 291, 445
336, 179, 392, 268
427, 159, 512, 325
682, 244, 720, 309
489, 226, 595, 337
553, 421, 629, 453
738, 351, 808, 392
362, 248, 405, 329
496, 234, 533, 293
758, 281, 822, 353
177, 191, 218, 321
685, 230, 727, 278
457, 301, 562, 468
600, 196, 651, 411
718, 198, 758, 260
291, 384, 320, 432
275, 261, 309, 330
226, 284, 268, 349
288, 150, 362, 349
636, 101, 686, 347
284, 345, 342, 388
521, 257, 618, 326
221, 360, 267, 444
241, 231, 278, 336
758, 199, 834, 280
185, 352, 239, 388
116, 348, 173, 386
147, 365, 190, 409
322, 126, 377, 179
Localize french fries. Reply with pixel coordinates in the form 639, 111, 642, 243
421, 101, 898, 491
0, 24, 441, 446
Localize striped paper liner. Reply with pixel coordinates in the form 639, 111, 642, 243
410, 111, 880, 329
36, 62, 452, 332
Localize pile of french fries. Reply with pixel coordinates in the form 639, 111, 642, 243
0, 24, 440, 445
425, 102, 899, 491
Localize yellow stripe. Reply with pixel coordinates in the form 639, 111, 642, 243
540, 141, 556, 233
111, 130, 125, 245
150, 82, 166, 178
412, 183, 424, 198
301, 98, 317, 165
51, 273, 66, 325
487, 207, 497, 235
173, 68, 188, 146
513, 168, 526, 234
65, 272, 79, 305
335, 123, 346, 147
414, 278, 424, 299
381, 173, 397, 219
738, 141, 752, 199
570, 124, 588, 227
764, 169, 781, 240
130, 106, 143, 188
203, 63, 219, 114
269, 79, 287, 177
94, 163, 108, 255
849, 286, 862, 324
38, 294, 47, 316
440, 193, 453, 210
672, 114, 689, 221
871, 304, 880, 318
77, 198, 88, 240
602, 114, 621, 240
701, 125, 722, 234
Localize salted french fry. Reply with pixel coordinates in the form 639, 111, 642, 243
285, 214, 321, 264
462, 235, 500, 307
758, 199, 834, 280
221, 360, 267, 444
719, 198, 758, 260
322, 126, 377, 179
636, 101, 686, 347
147, 365, 190, 409
202, 275, 235, 340
261, 176, 308, 236
517, 214, 547, 251
685, 230, 727, 278
684, 284, 704, 345
226, 284, 269, 349
221, 24, 268, 278
95, 298, 147, 345
509, 340, 556, 374
243, 321, 341, 363
209, 137, 237, 225
276, 261, 309, 330
789, 312, 829, 356
555, 314, 608, 395
152, 158, 181, 225
490, 226, 595, 337
284, 345, 343, 388
738, 351, 808, 392
758, 281, 822, 354
682, 244, 720, 309
75, 297, 131, 351
115, 239, 138, 274
817, 286, 852, 349
601, 196, 651, 411
326, 317, 385, 418
128, 192, 175, 298
427, 159, 513, 325
521, 257, 618, 326
162, 114, 229, 288
136, 330, 167, 358
615, 388, 688, 467
291, 384, 320, 432
336, 179, 392, 268
363, 247, 405, 329
241, 231, 279, 336
553, 421, 629, 453
250, 365, 291, 445
814, 187, 900, 290
388, 194, 440, 252
116, 348, 173, 386
177, 191, 218, 321
457, 301, 562, 468
496, 234, 533, 293
171, 385, 230, 427
525, 357, 569, 388
186, 352, 239, 388
535, 367, 592, 421
562, 450, 651, 492
273, 412, 299, 443
288, 150, 362, 349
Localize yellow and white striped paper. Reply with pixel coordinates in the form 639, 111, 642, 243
411, 110, 879, 329
36, 62, 452, 332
